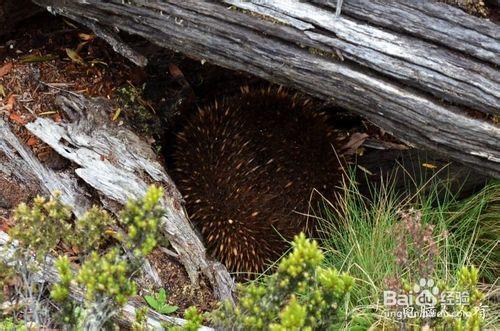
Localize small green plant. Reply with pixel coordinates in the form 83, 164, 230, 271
144, 288, 179, 315
212, 233, 354, 330
132, 306, 149, 331
4, 192, 73, 327
119, 185, 164, 259
51, 255, 80, 326
51, 251, 135, 329
181, 307, 204, 331
0, 317, 27, 331
116, 83, 162, 150
10, 192, 72, 259
50, 186, 164, 329
77, 247, 136, 305
72, 206, 115, 253
166, 306, 204, 331
1, 186, 165, 330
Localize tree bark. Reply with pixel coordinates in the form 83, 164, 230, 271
31, 0, 500, 178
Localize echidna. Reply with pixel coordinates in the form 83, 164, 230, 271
172, 87, 343, 275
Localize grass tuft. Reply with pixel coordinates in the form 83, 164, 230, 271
314, 168, 499, 329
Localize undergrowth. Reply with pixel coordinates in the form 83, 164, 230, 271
0, 167, 497, 330
315, 170, 499, 329
0, 186, 164, 329
212, 233, 354, 330
206, 169, 498, 330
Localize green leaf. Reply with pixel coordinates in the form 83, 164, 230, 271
158, 304, 178, 315
158, 288, 167, 303
144, 289, 178, 315
144, 294, 159, 310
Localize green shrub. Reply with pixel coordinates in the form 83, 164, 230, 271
4, 192, 74, 327
212, 233, 354, 330
132, 306, 149, 331
119, 185, 164, 258
166, 306, 204, 331
2, 186, 165, 329
9, 192, 72, 259
72, 206, 115, 253
50, 186, 164, 329
0, 317, 27, 331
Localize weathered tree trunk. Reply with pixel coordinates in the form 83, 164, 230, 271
0, 0, 40, 36
31, 0, 500, 178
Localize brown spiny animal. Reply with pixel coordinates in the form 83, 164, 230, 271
172, 87, 344, 275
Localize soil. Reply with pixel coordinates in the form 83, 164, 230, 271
147, 249, 217, 313
441, 0, 493, 18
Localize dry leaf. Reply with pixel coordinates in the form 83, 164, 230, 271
63, 19, 78, 29
9, 113, 26, 125
422, 163, 438, 170
357, 164, 373, 176
169, 63, 184, 79
20, 54, 57, 63
65, 48, 85, 65
78, 33, 96, 41
104, 229, 117, 236
37, 150, 50, 161
53, 113, 62, 123
0, 62, 13, 77
0, 84, 5, 98
112, 107, 122, 121
0, 221, 10, 232
340, 132, 369, 155
37, 110, 57, 116
75, 41, 88, 54
6, 94, 16, 111
27, 137, 38, 146
89, 59, 108, 66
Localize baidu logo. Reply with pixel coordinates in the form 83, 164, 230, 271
382, 277, 486, 320
384, 278, 439, 307
414, 278, 439, 307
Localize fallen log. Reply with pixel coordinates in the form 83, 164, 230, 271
0, 117, 167, 289
0, 119, 91, 218
0, 118, 221, 327
32, 0, 500, 178
314, 0, 499, 66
